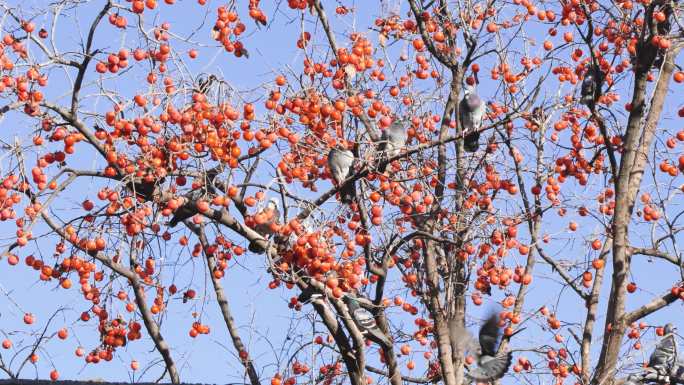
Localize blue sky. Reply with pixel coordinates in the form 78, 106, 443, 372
0, 0, 683, 383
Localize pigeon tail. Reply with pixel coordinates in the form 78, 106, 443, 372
339, 181, 355, 204
464, 131, 481, 153
366, 327, 392, 347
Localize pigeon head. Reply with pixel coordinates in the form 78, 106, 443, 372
390, 119, 405, 132
664, 323, 677, 334
465, 90, 482, 110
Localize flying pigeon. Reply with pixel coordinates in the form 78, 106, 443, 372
342, 294, 392, 347
647, 324, 678, 383
459, 85, 485, 152
377, 119, 408, 172
580, 66, 602, 107
451, 313, 513, 383
248, 198, 281, 253
327, 147, 355, 204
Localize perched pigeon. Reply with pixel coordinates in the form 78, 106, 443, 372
377, 119, 408, 172
459, 85, 485, 152
327, 147, 355, 204
580, 66, 601, 107
248, 198, 281, 254
342, 294, 391, 347
451, 314, 513, 383
648, 324, 678, 382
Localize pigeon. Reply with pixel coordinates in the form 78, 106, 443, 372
342, 294, 391, 347
248, 198, 281, 254
327, 147, 355, 204
647, 324, 678, 382
377, 119, 408, 172
580, 66, 602, 107
459, 85, 485, 152
450, 313, 513, 383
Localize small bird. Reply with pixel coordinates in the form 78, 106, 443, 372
195, 74, 217, 95
459, 85, 485, 152
580, 66, 601, 107
327, 147, 355, 204
342, 294, 392, 347
648, 323, 678, 383
377, 119, 408, 172
450, 313, 513, 383
248, 198, 281, 254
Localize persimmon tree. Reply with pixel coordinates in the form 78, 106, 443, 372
0, 0, 683, 385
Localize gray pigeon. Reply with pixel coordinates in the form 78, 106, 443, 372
327, 147, 355, 204
459, 85, 485, 152
648, 324, 678, 382
580, 66, 601, 107
342, 294, 391, 347
377, 119, 408, 172
451, 314, 513, 382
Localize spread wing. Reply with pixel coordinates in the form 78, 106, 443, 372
466, 352, 513, 382
479, 314, 501, 357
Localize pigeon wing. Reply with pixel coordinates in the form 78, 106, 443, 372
478, 314, 501, 357
459, 97, 472, 132
352, 307, 391, 346
649, 334, 677, 368
352, 307, 376, 331
466, 352, 513, 382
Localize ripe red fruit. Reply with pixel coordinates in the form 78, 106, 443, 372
1, 339, 11, 349
57, 328, 68, 340
627, 282, 637, 293
50, 369, 59, 381
23, 313, 34, 324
